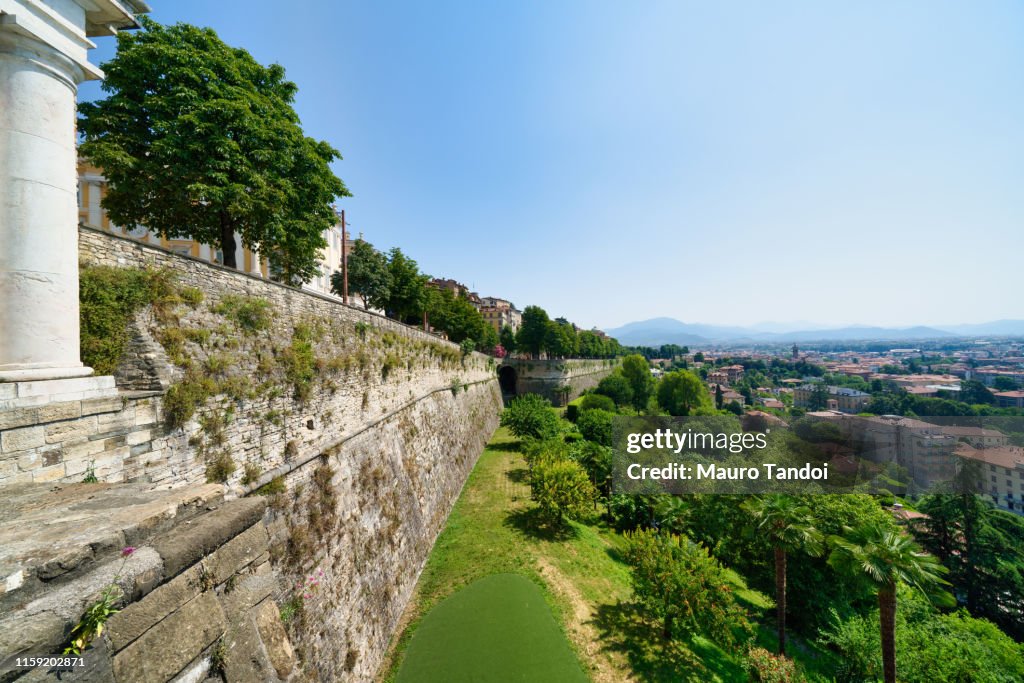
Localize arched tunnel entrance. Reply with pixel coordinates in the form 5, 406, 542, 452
498, 365, 518, 399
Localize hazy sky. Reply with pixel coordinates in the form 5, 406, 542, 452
80, 1, 1024, 330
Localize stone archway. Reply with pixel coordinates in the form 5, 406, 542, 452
498, 365, 518, 397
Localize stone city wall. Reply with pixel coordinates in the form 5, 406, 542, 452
0, 227, 504, 681
501, 357, 618, 405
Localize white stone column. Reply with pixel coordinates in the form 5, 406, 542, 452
0, 0, 147, 384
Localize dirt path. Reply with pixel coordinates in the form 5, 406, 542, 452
535, 556, 636, 683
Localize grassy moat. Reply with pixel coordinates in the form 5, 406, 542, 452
381, 425, 837, 683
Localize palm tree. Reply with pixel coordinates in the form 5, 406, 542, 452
742, 495, 824, 655
654, 495, 690, 534
828, 523, 953, 683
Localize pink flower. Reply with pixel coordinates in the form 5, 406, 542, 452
121, 546, 136, 557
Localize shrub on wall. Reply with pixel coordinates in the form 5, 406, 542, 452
79, 264, 201, 375
211, 294, 272, 333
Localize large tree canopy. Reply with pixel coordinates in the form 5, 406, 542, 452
656, 370, 711, 416
78, 18, 349, 282
332, 238, 391, 311
517, 306, 550, 358
385, 248, 429, 323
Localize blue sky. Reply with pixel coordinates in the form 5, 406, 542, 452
80, 1, 1024, 330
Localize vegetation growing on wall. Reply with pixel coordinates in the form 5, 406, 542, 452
79, 264, 202, 374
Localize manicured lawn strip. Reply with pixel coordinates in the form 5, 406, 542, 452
395, 573, 588, 683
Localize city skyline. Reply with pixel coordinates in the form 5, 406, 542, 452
79, 1, 1024, 330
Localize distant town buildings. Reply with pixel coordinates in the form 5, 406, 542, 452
995, 391, 1024, 409
426, 279, 523, 334
794, 384, 871, 413
707, 364, 745, 386
478, 298, 523, 334
806, 412, 1024, 514
955, 444, 1024, 513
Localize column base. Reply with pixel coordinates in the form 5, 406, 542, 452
0, 365, 95, 382
0, 375, 118, 410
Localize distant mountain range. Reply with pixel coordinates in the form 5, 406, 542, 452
604, 317, 1024, 346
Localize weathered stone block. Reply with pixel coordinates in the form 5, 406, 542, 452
112, 591, 225, 683
253, 598, 296, 680
62, 437, 106, 461
1, 425, 45, 453
0, 406, 39, 430
96, 410, 136, 433
153, 498, 267, 579
129, 442, 153, 457
32, 463, 66, 482
134, 402, 157, 426
126, 429, 152, 446
44, 416, 97, 444
106, 564, 204, 652
37, 401, 83, 423
17, 451, 40, 471
221, 613, 277, 683
41, 447, 63, 467
81, 396, 126, 416
219, 573, 276, 624
0, 610, 67, 666
206, 524, 269, 586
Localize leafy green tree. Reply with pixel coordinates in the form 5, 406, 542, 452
578, 330, 603, 358
578, 393, 616, 413
653, 495, 691, 535
715, 383, 724, 410
517, 306, 550, 358
993, 376, 1019, 391
544, 320, 578, 359
530, 457, 596, 526
427, 288, 488, 345
571, 440, 613, 500
625, 529, 751, 645
822, 586, 1024, 683
331, 238, 390, 310
596, 370, 633, 408
477, 323, 499, 353
500, 394, 560, 441
958, 380, 995, 405
723, 400, 743, 415
499, 325, 518, 354
743, 496, 824, 655
656, 370, 711, 416
621, 354, 654, 414
78, 18, 348, 279
828, 524, 953, 683
576, 408, 614, 446
384, 248, 429, 322
913, 493, 1024, 639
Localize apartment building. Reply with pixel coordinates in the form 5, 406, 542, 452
956, 444, 1024, 513
794, 384, 870, 413
995, 391, 1024, 409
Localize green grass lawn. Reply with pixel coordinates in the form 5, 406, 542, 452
395, 573, 588, 683
382, 427, 838, 682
